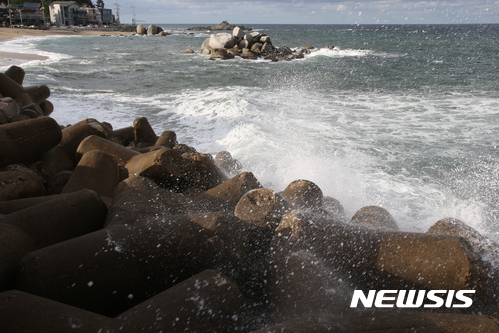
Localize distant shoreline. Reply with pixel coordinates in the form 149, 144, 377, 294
0, 27, 134, 66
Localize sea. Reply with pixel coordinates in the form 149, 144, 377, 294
1, 24, 498, 240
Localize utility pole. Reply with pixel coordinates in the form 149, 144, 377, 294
8, 0, 12, 27
131, 6, 143, 26
113, 2, 120, 26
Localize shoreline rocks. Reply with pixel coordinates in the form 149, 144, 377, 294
135, 24, 171, 36
200, 26, 337, 61
1, 65, 499, 332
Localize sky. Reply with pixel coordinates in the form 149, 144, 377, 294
111, 0, 499, 25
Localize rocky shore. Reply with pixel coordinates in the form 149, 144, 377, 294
1, 66, 499, 332
196, 25, 336, 61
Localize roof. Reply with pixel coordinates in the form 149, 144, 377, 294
50, 1, 78, 5
23, 3, 40, 10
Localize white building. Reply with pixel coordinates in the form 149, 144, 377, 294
49, 1, 88, 26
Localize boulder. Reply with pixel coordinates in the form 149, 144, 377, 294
250, 31, 261, 40
233, 26, 245, 38
260, 35, 271, 44
147, 24, 158, 35
261, 42, 274, 54
210, 48, 231, 60
300, 45, 314, 50
251, 42, 263, 53
238, 39, 250, 49
241, 48, 258, 60
201, 38, 211, 54
209, 33, 236, 49
136, 24, 145, 35
244, 34, 254, 43
185, 48, 194, 54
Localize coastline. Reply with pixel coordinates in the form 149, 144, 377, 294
0, 27, 134, 65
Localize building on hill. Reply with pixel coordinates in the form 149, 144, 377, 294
49, 1, 112, 26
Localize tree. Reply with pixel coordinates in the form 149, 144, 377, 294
95, 0, 104, 25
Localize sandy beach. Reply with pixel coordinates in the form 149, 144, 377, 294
0, 27, 133, 65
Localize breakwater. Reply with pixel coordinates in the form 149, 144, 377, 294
1, 66, 499, 331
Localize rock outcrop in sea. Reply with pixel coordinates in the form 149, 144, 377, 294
135, 24, 171, 36
1, 65, 499, 332
186, 20, 252, 31
198, 26, 336, 61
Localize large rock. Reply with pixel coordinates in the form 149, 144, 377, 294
233, 26, 245, 38
244, 34, 253, 44
147, 24, 158, 35
136, 24, 145, 35
210, 48, 234, 60
201, 38, 211, 54
209, 33, 236, 49
251, 43, 263, 53
238, 40, 250, 49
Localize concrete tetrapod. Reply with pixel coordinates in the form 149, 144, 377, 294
57, 118, 109, 165
1, 189, 107, 249
15, 216, 220, 316
0, 117, 62, 168
76, 135, 140, 167
62, 150, 120, 201
271, 211, 487, 301
0, 290, 113, 333
115, 269, 246, 332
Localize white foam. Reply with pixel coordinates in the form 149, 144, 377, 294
304, 47, 373, 59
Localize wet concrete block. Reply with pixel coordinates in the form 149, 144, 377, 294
16, 216, 219, 316
0, 290, 113, 333
57, 118, 109, 165
0, 170, 45, 202
0, 117, 62, 168
0, 223, 36, 291
350, 205, 399, 231
76, 135, 140, 167
115, 269, 246, 332
62, 150, 120, 200
2, 189, 107, 249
